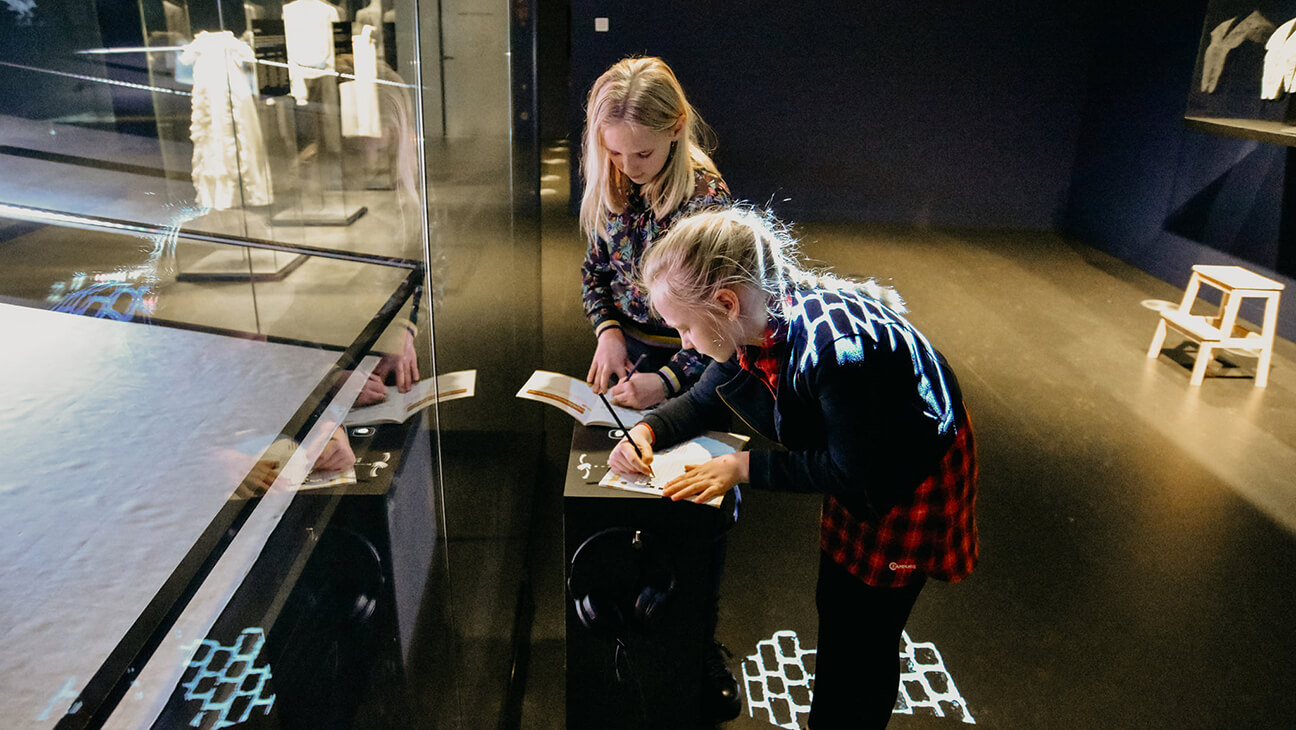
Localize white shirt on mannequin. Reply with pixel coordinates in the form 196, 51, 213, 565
283, 0, 340, 105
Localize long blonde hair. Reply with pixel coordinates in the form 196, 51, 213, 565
579, 57, 720, 240
642, 207, 906, 349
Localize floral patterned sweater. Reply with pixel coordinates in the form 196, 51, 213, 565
580, 168, 732, 395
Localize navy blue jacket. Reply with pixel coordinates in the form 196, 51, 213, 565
642, 288, 965, 519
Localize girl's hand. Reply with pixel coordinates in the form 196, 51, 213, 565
355, 372, 389, 406
587, 328, 632, 394
608, 424, 655, 476
608, 372, 666, 409
311, 428, 355, 476
236, 459, 281, 498
389, 328, 420, 392
373, 328, 419, 393
661, 452, 749, 505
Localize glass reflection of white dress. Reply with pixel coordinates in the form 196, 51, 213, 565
341, 25, 382, 138
181, 30, 273, 210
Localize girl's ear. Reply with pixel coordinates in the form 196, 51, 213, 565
671, 116, 686, 140
714, 288, 741, 321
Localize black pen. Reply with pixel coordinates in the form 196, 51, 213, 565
597, 391, 653, 475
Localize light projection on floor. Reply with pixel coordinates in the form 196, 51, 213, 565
180, 627, 276, 728
741, 629, 975, 728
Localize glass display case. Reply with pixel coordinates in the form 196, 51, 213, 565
1, 0, 542, 728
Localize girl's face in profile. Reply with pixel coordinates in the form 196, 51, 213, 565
601, 121, 677, 185
650, 283, 736, 363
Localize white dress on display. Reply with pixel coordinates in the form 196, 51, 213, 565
341, 25, 382, 138
181, 30, 273, 210
283, 0, 341, 105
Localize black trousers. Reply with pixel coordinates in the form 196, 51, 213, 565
809, 551, 926, 730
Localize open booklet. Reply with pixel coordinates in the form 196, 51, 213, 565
300, 466, 357, 491
515, 370, 645, 427
599, 433, 750, 508
344, 369, 477, 426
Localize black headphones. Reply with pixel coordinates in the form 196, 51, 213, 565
567, 527, 678, 639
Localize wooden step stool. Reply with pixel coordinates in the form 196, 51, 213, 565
1147, 264, 1284, 386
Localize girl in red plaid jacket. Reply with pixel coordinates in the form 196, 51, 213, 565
609, 207, 979, 729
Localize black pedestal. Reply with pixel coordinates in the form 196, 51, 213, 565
562, 425, 737, 730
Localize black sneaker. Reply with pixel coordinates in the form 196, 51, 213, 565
702, 641, 742, 722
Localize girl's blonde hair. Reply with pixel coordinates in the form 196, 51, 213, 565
579, 57, 720, 240
641, 207, 906, 349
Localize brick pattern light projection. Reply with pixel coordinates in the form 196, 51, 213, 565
741, 629, 976, 728
49, 205, 201, 321
181, 627, 276, 728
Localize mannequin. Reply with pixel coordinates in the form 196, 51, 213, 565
356, 0, 386, 62
340, 25, 381, 139
282, 0, 340, 105
283, 0, 345, 164
356, 0, 382, 27
162, 0, 192, 40
181, 31, 273, 209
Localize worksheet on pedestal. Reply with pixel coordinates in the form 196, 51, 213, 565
599, 435, 748, 508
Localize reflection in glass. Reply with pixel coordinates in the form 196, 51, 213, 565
0, 0, 540, 726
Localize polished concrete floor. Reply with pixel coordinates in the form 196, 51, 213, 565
519, 143, 1296, 729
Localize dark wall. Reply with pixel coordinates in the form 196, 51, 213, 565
1064, 0, 1296, 340
569, 1, 1098, 228
566, 0, 1296, 339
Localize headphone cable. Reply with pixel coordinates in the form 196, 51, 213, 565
613, 638, 650, 726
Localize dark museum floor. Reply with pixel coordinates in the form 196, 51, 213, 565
517, 142, 1296, 729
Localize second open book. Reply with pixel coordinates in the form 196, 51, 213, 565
514, 370, 645, 427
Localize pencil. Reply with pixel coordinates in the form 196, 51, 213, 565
597, 391, 652, 474
627, 352, 647, 376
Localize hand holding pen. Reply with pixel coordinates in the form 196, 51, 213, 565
598, 390, 655, 477
607, 353, 664, 410
616, 352, 647, 384
604, 408, 655, 479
